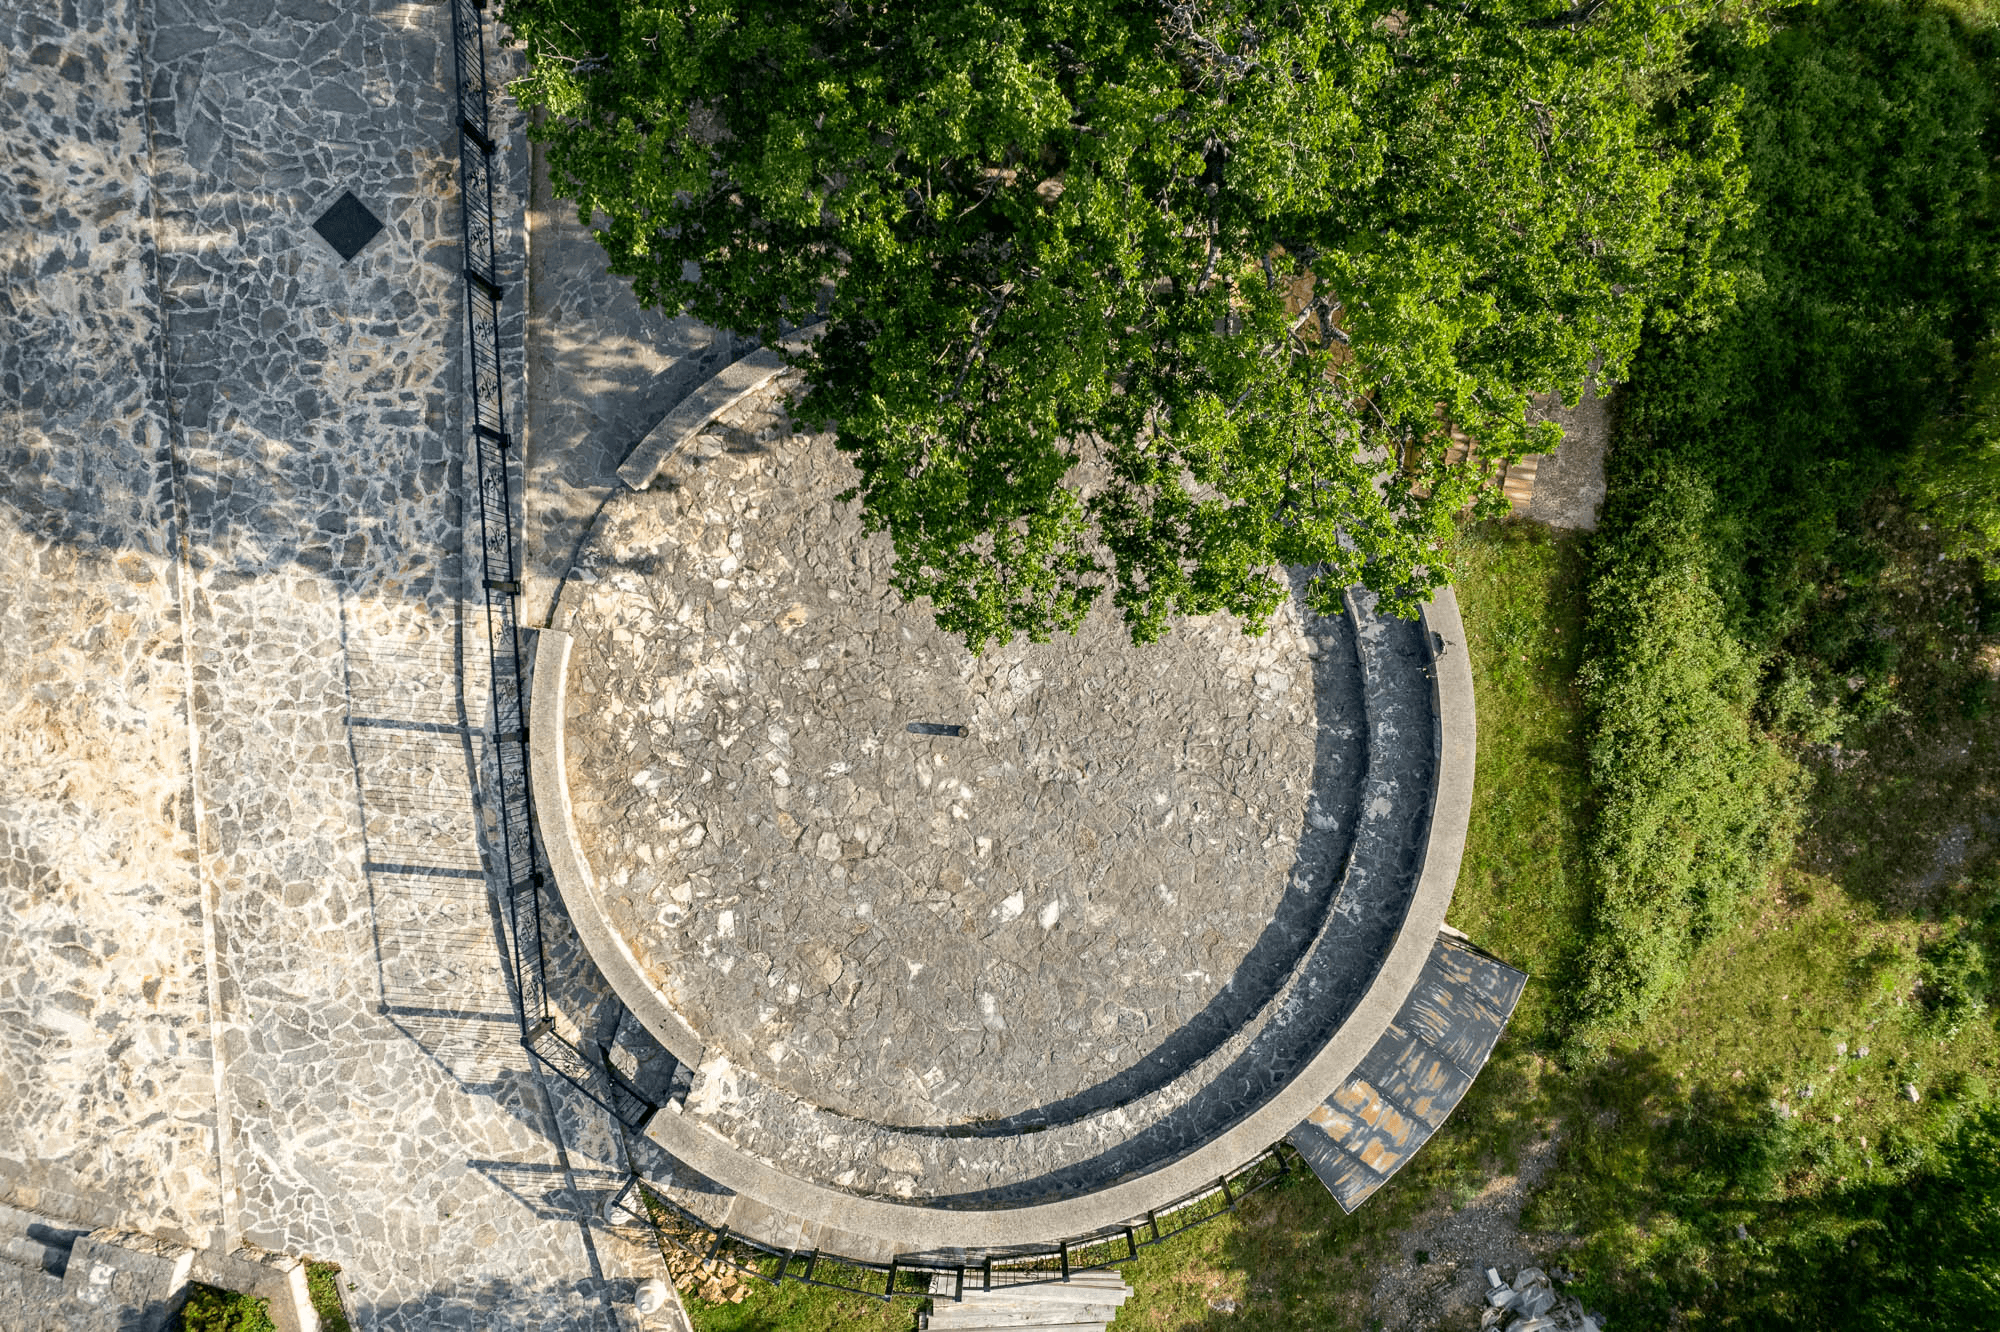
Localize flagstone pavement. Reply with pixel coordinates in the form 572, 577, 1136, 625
0, 0, 710, 1326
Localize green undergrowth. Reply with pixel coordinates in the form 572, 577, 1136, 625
1529, 867, 2000, 1327
682, 1261, 915, 1332
1559, 0, 2000, 1055
305, 1260, 353, 1332
173, 1285, 275, 1332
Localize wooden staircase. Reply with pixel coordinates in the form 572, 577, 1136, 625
920, 1272, 1132, 1331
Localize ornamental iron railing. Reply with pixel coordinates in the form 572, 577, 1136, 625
447, 0, 662, 1137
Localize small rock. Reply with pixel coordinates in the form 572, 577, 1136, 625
1835, 1041, 1848, 1057
634, 1277, 670, 1314
1904, 1083, 1920, 1103
1736, 1222, 1750, 1241
1206, 1295, 1240, 1314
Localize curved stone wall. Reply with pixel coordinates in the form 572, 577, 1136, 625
528, 400, 1474, 1261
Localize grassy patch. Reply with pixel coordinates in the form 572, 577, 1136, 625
1528, 867, 2000, 1326
1448, 520, 1595, 1045
305, 1261, 353, 1332
1113, 1167, 1407, 1330
684, 1262, 915, 1332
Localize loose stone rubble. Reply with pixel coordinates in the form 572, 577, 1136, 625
1480, 1266, 1605, 1332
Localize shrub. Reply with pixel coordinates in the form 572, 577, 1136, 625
305, 1261, 353, 1332
1563, 468, 1798, 1057
1918, 934, 1992, 1037
1563, 0, 1999, 1058
175, 1285, 275, 1332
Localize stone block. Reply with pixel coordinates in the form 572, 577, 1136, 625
62, 1228, 195, 1332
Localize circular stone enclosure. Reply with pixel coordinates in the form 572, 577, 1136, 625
528, 382, 1473, 1254
554, 418, 1364, 1130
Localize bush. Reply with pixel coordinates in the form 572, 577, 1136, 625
1919, 934, 1992, 1037
1564, 0, 1998, 1057
175, 1285, 275, 1332
1911, 338, 2000, 571
1563, 468, 1798, 1056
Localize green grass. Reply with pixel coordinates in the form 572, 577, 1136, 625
1448, 522, 1595, 1043
305, 1260, 353, 1332
173, 1284, 275, 1332
683, 1262, 915, 1331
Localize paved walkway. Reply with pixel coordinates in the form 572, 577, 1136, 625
522, 135, 736, 630
1, 1, 669, 1326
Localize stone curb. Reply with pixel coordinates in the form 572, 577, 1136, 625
614, 324, 826, 491
188, 1244, 318, 1332
529, 629, 708, 1067
527, 583, 1474, 1259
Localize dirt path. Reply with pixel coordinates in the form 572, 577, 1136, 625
1367, 1133, 1569, 1330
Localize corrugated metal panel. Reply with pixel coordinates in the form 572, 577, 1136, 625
1289, 934, 1526, 1213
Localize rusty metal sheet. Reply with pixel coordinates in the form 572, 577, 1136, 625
1289, 934, 1526, 1214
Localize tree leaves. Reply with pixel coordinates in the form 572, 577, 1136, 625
507, 0, 1748, 647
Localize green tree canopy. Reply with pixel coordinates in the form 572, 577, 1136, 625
507, 0, 1749, 648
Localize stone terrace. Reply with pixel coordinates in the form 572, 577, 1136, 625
535, 390, 1453, 1246
558, 418, 1359, 1130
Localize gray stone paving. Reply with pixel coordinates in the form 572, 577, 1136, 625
543, 400, 1445, 1213
3, 1, 677, 1327
1, 0, 217, 1251
559, 408, 1358, 1129
1525, 376, 1610, 531
522, 140, 735, 628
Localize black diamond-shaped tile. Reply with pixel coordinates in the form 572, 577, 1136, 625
312, 190, 384, 262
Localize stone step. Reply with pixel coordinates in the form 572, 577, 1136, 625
0, 1234, 69, 1278
924, 1320, 1112, 1328
949, 1282, 1131, 1306
981, 1274, 1128, 1290
929, 1323, 1112, 1332
925, 1272, 1132, 1331
1289, 933, 1527, 1213
929, 1299, 1125, 1320
0, 1202, 84, 1279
